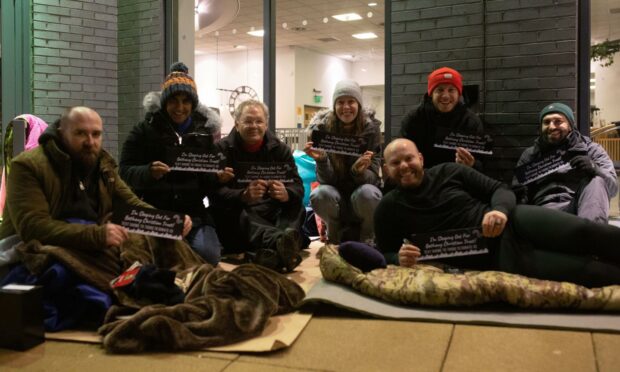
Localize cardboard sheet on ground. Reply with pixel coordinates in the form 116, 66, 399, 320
45, 244, 324, 352
301, 278, 620, 333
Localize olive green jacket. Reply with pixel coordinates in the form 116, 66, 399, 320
0, 128, 150, 251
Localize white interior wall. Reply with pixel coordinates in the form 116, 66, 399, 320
591, 60, 620, 125
178, 0, 195, 74
195, 45, 386, 132
195, 49, 264, 134
275, 46, 296, 128
294, 47, 352, 125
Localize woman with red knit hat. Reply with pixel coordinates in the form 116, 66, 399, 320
399, 67, 484, 170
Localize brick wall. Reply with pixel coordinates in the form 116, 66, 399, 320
117, 0, 165, 153
391, 0, 577, 182
32, 0, 119, 155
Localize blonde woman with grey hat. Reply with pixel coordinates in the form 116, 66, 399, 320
303, 79, 382, 244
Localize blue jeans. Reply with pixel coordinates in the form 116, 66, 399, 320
186, 223, 222, 265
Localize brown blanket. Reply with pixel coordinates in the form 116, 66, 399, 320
16, 234, 305, 353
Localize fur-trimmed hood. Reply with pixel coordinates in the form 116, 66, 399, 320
143, 91, 222, 133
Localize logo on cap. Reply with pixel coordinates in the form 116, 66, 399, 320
443, 73, 453, 79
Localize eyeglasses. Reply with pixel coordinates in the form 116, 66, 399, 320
240, 119, 266, 126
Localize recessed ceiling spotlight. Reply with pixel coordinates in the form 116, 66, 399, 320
367, 12, 373, 18
332, 13, 362, 22
247, 29, 265, 37
352, 32, 378, 39
282, 22, 288, 29
323, 17, 329, 23
302, 19, 308, 26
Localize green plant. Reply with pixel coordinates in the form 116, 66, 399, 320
591, 39, 620, 67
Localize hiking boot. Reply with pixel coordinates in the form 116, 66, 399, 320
251, 249, 281, 271
276, 228, 302, 273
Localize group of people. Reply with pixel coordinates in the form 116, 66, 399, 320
2, 62, 620, 288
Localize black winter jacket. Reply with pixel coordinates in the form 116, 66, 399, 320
119, 92, 222, 223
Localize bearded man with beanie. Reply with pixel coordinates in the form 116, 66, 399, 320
119, 62, 226, 265
400, 67, 485, 170
514, 102, 617, 223
303, 79, 382, 244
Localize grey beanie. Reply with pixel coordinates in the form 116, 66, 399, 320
539, 102, 576, 129
332, 79, 363, 107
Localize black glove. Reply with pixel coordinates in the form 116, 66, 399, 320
570, 155, 597, 176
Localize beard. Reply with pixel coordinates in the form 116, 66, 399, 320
67, 146, 101, 174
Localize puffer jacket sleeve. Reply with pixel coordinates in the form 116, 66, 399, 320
119, 121, 154, 192
6, 157, 108, 251
351, 117, 381, 186
588, 141, 619, 198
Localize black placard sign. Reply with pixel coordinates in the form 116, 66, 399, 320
235, 162, 297, 183
513, 149, 571, 185
434, 131, 493, 155
409, 227, 488, 261
165, 146, 226, 173
311, 131, 368, 156
112, 205, 184, 240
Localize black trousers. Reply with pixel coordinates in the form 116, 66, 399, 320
498, 205, 620, 287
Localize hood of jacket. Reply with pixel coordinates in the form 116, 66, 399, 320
143, 91, 222, 133
37, 118, 119, 179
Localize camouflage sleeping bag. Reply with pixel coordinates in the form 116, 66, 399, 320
319, 245, 620, 311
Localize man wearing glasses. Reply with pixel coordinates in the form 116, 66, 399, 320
514, 102, 617, 223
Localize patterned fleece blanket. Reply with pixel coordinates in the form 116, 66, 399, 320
319, 245, 620, 311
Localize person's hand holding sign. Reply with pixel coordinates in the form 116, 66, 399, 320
303, 141, 326, 161
242, 180, 268, 204
481, 210, 507, 238
268, 180, 289, 202
351, 150, 374, 175
150, 161, 170, 180
399, 239, 421, 268
455, 147, 475, 167
217, 167, 235, 184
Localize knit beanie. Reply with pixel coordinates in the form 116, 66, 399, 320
333, 79, 363, 107
427, 67, 463, 96
539, 102, 576, 128
160, 62, 199, 109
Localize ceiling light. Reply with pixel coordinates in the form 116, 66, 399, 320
234, 45, 246, 49
367, 12, 373, 18
352, 32, 378, 39
332, 13, 362, 22
323, 17, 329, 23
247, 29, 264, 37
368, 2, 378, 6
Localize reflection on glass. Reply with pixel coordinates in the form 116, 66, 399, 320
191, 0, 385, 139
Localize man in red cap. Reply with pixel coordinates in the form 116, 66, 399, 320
399, 67, 485, 170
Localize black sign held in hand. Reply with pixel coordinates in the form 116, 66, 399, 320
235, 162, 297, 184
311, 131, 368, 156
165, 147, 226, 173
514, 149, 571, 185
434, 131, 493, 155
409, 227, 488, 261
112, 205, 184, 240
